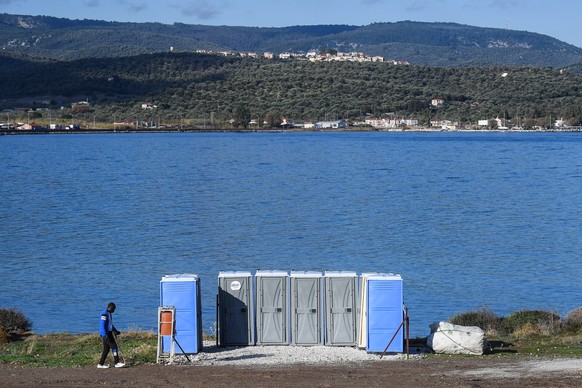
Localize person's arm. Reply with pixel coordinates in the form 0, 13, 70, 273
99, 314, 108, 337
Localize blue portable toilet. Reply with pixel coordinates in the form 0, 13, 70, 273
159, 274, 202, 354
366, 273, 403, 353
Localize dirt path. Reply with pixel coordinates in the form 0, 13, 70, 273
1, 357, 581, 387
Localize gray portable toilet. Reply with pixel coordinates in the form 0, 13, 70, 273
218, 271, 254, 346
290, 271, 323, 345
324, 271, 358, 346
255, 270, 289, 345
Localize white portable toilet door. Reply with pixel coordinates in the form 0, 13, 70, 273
257, 276, 286, 344
327, 276, 357, 345
293, 277, 321, 345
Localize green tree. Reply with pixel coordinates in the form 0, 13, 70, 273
523, 118, 536, 130
233, 105, 251, 128
264, 111, 281, 128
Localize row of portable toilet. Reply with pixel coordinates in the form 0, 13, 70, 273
159, 271, 403, 354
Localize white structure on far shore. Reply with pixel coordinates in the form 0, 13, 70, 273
365, 117, 419, 128
315, 120, 347, 129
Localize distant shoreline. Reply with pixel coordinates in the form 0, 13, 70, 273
2, 127, 582, 136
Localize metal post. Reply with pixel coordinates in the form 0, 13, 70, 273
379, 319, 405, 359
405, 307, 410, 360
216, 293, 219, 347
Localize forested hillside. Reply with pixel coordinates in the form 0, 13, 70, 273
1, 13, 581, 67
2, 51, 582, 127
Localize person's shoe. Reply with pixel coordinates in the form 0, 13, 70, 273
114, 362, 126, 368
97, 364, 110, 369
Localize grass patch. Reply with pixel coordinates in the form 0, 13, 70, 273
444, 307, 582, 358
0, 332, 158, 368
502, 335, 582, 357
0, 329, 580, 368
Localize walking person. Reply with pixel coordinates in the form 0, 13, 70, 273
97, 302, 125, 368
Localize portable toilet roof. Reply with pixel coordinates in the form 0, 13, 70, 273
324, 270, 358, 277
366, 273, 401, 280
290, 270, 323, 277
218, 270, 253, 277
161, 273, 199, 281
256, 270, 289, 277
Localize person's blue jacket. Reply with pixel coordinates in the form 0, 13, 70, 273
99, 308, 118, 337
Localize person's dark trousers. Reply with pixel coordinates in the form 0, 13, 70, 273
99, 332, 120, 365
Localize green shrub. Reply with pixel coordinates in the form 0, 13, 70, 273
0, 325, 8, 344
0, 308, 32, 334
562, 307, 582, 333
512, 322, 542, 338
449, 307, 501, 334
502, 310, 561, 336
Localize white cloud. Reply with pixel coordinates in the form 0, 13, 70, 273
84, 0, 100, 7
405, 0, 447, 12
174, 0, 228, 21
0, 0, 26, 6
116, 0, 148, 14
488, 0, 524, 9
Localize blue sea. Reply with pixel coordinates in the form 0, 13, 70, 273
1, 131, 581, 338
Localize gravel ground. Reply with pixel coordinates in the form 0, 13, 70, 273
168, 341, 582, 380
171, 341, 413, 366
453, 358, 582, 379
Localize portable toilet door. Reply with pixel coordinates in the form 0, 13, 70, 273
357, 272, 380, 349
366, 274, 404, 353
255, 270, 289, 345
159, 274, 202, 354
290, 271, 323, 345
324, 271, 358, 346
218, 271, 254, 346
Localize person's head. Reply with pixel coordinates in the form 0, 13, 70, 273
107, 302, 116, 313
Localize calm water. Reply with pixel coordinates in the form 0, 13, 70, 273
1, 132, 581, 337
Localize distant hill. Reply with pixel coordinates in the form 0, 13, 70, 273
2, 50, 582, 127
1, 13, 581, 67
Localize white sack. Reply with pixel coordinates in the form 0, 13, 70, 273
427, 321, 485, 355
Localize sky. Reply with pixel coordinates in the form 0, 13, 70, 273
1, 0, 581, 48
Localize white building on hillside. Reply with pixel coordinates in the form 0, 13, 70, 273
315, 120, 347, 129
365, 117, 418, 128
